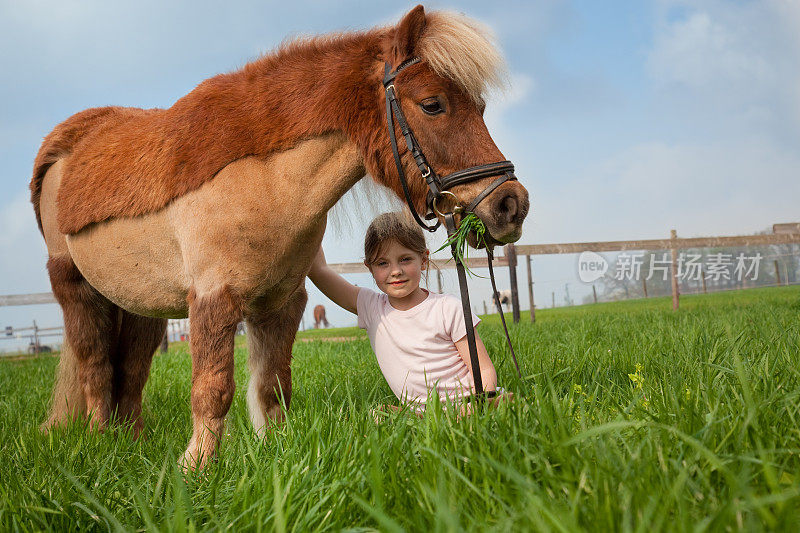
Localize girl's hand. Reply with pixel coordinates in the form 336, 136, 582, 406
454, 330, 497, 393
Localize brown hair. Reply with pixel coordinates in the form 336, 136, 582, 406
364, 212, 428, 268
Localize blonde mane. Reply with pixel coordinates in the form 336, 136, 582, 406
418, 11, 509, 104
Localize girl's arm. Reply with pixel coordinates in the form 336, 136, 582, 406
307, 246, 360, 315
454, 331, 498, 393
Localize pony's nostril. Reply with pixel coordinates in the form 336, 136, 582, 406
500, 195, 518, 223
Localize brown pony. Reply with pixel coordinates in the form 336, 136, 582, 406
313, 305, 330, 329
31, 5, 529, 470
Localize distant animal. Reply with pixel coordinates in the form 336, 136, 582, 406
31, 5, 528, 470
494, 290, 512, 311
313, 305, 330, 329
28, 343, 53, 354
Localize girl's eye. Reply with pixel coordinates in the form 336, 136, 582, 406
420, 98, 445, 116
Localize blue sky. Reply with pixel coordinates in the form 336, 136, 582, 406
1, 0, 798, 348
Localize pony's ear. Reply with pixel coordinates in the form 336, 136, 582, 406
391, 5, 427, 65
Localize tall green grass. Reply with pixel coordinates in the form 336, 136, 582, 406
1, 286, 799, 531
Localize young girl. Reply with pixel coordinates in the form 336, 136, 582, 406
308, 212, 500, 413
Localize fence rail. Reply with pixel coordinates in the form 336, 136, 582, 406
2, 224, 798, 331
515, 233, 800, 256
0, 293, 57, 307
774, 223, 800, 235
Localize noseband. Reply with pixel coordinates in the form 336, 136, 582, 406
383, 58, 517, 232
382, 58, 523, 401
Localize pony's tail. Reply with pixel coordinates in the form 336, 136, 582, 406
41, 338, 86, 431
30, 106, 121, 234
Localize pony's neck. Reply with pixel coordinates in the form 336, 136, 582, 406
167, 30, 387, 214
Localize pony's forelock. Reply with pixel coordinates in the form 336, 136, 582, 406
417, 11, 509, 104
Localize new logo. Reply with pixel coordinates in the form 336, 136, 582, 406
578, 251, 608, 283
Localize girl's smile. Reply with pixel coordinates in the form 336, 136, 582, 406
368, 240, 429, 310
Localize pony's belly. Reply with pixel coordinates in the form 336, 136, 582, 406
66, 211, 190, 318
167, 134, 363, 303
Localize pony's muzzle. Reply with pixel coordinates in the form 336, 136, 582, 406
477, 181, 529, 244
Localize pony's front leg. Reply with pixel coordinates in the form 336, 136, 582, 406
246, 288, 306, 435
182, 286, 242, 471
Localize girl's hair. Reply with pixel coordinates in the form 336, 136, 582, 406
364, 212, 428, 266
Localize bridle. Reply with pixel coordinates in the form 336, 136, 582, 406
383, 58, 523, 401
383, 58, 517, 232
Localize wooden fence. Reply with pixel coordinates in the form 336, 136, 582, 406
514, 225, 800, 322
2, 223, 799, 328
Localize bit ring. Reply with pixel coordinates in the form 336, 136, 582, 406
432, 191, 463, 218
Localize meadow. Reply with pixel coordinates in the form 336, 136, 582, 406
1, 286, 799, 531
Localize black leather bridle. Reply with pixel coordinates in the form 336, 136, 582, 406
383, 58, 523, 400
383, 58, 518, 231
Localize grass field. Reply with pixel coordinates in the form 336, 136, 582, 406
1, 286, 799, 531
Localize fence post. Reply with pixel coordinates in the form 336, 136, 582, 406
641, 277, 648, 298
592, 284, 598, 303
670, 229, 680, 310
483, 300, 488, 316
526, 255, 535, 323
552, 292, 555, 308
701, 267, 707, 294
505, 244, 520, 324
774, 260, 782, 286
160, 330, 169, 353
33, 320, 40, 354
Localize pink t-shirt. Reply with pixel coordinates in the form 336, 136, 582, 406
357, 288, 481, 408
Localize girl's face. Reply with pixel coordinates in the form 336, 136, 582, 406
368, 240, 428, 301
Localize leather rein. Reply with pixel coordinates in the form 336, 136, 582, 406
383, 58, 523, 401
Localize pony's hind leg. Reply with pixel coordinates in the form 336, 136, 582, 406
42, 337, 86, 430
111, 311, 168, 438
246, 288, 306, 435
45, 255, 119, 431
182, 286, 242, 471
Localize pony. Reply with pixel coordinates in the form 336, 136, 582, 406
495, 290, 513, 311
312, 305, 330, 329
31, 5, 529, 470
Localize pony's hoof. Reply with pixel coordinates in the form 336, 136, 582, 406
39, 419, 56, 434
40, 412, 85, 434
179, 446, 216, 474
128, 419, 145, 440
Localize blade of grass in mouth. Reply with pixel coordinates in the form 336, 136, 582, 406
434, 213, 488, 277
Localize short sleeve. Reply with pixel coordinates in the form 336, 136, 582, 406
441, 295, 481, 342
356, 288, 381, 330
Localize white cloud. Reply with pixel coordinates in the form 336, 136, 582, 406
0, 191, 49, 292
483, 71, 535, 165
485, 71, 536, 122
647, 0, 800, 143
536, 139, 800, 242
0, 192, 34, 248
648, 11, 771, 89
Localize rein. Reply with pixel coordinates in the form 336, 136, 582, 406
384, 59, 523, 401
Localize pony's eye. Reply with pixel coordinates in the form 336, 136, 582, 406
420, 98, 445, 116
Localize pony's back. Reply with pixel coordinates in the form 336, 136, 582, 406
30, 106, 155, 233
